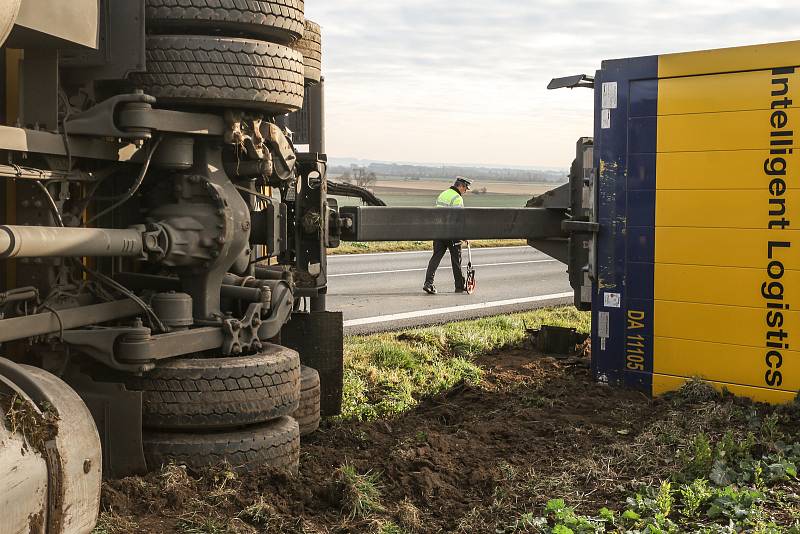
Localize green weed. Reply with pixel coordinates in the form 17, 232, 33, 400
536, 429, 800, 533
337, 463, 385, 519
679, 479, 713, 518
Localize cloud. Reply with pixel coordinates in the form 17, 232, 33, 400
303, 1, 800, 167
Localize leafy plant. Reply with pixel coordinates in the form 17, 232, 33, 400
679, 479, 713, 518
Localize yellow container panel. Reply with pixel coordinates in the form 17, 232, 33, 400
659, 68, 800, 115
656, 151, 798, 191
654, 264, 800, 308
658, 109, 800, 153
659, 40, 800, 78
596, 39, 800, 403
653, 338, 799, 392
655, 189, 800, 229
655, 227, 798, 269
653, 300, 800, 351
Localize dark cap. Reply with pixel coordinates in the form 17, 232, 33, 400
454, 176, 472, 190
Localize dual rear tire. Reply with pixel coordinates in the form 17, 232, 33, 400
128, 346, 321, 471
132, 0, 321, 114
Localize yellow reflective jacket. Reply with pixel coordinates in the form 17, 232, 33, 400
435, 187, 464, 208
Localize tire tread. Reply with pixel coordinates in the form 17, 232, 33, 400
130, 35, 304, 113
143, 416, 300, 471
127, 345, 301, 430
145, 0, 305, 43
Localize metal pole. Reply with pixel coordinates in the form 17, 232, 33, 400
0, 225, 145, 258
339, 207, 569, 242
307, 77, 325, 154
0, 299, 142, 343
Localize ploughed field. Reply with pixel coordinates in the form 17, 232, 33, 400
95, 309, 800, 533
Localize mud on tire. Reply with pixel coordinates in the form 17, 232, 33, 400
145, 0, 305, 44
143, 416, 300, 471
130, 35, 305, 114
125, 344, 301, 431
293, 365, 320, 437
293, 19, 321, 84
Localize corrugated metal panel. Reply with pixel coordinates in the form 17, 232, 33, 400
593, 39, 800, 403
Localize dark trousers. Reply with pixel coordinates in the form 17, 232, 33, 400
425, 240, 465, 290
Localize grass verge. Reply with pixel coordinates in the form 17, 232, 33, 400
329, 239, 528, 255
340, 306, 590, 421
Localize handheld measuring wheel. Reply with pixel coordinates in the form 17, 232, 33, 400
465, 242, 476, 294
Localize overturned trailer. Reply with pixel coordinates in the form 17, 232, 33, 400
345, 38, 800, 405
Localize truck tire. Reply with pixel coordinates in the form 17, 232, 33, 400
294, 19, 321, 84
293, 365, 321, 437
145, 0, 305, 44
125, 344, 301, 430
0, 0, 21, 49
143, 416, 300, 471
130, 35, 304, 114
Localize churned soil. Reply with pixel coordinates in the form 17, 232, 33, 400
99, 346, 747, 533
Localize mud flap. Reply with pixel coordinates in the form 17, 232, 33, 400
281, 311, 343, 417
63, 366, 147, 478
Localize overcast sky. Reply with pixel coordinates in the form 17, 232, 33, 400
304, 1, 800, 168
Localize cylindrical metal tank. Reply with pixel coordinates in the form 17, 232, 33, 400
151, 291, 193, 329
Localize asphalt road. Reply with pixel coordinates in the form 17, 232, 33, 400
326, 246, 573, 334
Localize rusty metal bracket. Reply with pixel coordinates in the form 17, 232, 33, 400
222, 302, 264, 355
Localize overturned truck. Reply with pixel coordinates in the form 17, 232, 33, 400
0, 0, 586, 502
8, 0, 799, 532
0, 0, 342, 481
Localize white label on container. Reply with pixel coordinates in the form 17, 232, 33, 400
598, 311, 610, 340
601, 109, 611, 129
604, 292, 621, 308
581, 284, 592, 303
602, 82, 618, 109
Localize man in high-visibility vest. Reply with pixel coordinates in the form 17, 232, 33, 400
423, 177, 472, 294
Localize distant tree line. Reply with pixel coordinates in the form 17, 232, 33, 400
329, 163, 567, 184
336, 166, 378, 188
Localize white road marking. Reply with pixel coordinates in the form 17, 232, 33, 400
328, 259, 557, 278
329, 245, 530, 259
343, 292, 574, 327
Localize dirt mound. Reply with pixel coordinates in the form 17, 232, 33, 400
97, 347, 786, 533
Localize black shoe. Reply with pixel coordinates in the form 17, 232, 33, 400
455, 288, 465, 293
423, 284, 437, 295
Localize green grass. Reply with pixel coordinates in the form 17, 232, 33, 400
337, 463, 385, 519
329, 239, 528, 255
340, 306, 590, 421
